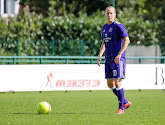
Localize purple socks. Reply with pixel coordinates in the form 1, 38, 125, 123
111, 87, 128, 110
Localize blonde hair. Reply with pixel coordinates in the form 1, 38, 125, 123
105, 6, 117, 21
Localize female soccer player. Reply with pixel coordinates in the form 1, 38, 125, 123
97, 6, 131, 114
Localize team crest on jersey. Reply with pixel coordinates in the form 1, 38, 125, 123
109, 28, 113, 32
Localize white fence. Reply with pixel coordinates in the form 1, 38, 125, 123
0, 64, 165, 92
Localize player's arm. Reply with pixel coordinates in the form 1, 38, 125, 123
119, 36, 130, 55
97, 41, 105, 66
115, 37, 130, 64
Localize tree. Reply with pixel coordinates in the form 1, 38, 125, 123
0, 0, 165, 56
142, 0, 165, 20
19, 0, 50, 16
19, 0, 110, 16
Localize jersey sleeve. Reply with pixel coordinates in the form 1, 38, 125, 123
117, 24, 128, 39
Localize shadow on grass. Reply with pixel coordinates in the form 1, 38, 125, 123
7, 113, 39, 115
3, 112, 110, 115
55, 112, 110, 115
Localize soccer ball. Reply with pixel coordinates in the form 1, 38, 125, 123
37, 101, 51, 114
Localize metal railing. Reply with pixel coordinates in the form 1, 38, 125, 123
0, 56, 165, 64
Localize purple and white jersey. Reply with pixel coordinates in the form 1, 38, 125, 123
101, 21, 128, 62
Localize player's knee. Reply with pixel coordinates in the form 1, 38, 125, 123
114, 78, 122, 87
107, 79, 114, 88
107, 83, 113, 88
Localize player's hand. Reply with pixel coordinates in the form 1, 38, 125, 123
97, 57, 101, 66
115, 54, 121, 64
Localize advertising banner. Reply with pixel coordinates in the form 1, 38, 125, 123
0, 64, 165, 92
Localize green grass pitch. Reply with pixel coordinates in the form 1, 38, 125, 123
0, 90, 165, 125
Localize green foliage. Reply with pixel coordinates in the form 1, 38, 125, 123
118, 7, 158, 46
0, 8, 44, 56
0, 6, 106, 56
0, 0, 165, 56
20, 0, 110, 16
156, 3, 165, 56
41, 10, 105, 56
20, 0, 50, 16
141, 0, 165, 20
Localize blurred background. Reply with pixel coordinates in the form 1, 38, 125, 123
0, 0, 165, 64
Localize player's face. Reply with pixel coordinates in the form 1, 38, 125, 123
106, 7, 116, 24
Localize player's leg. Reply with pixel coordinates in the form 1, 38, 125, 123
107, 79, 118, 98
107, 78, 125, 114
112, 58, 130, 114
110, 59, 128, 103
118, 59, 131, 111
107, 79, 115, 88
105, 61, 130, 113
115, 78, 124, 111
106, 62, 127, 105
105, 63, 117, 95
115, 78, 131, 113
106, 63, 124, 114
107, 79, 127, 105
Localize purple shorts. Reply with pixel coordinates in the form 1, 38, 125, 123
105, 58, 126, 79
